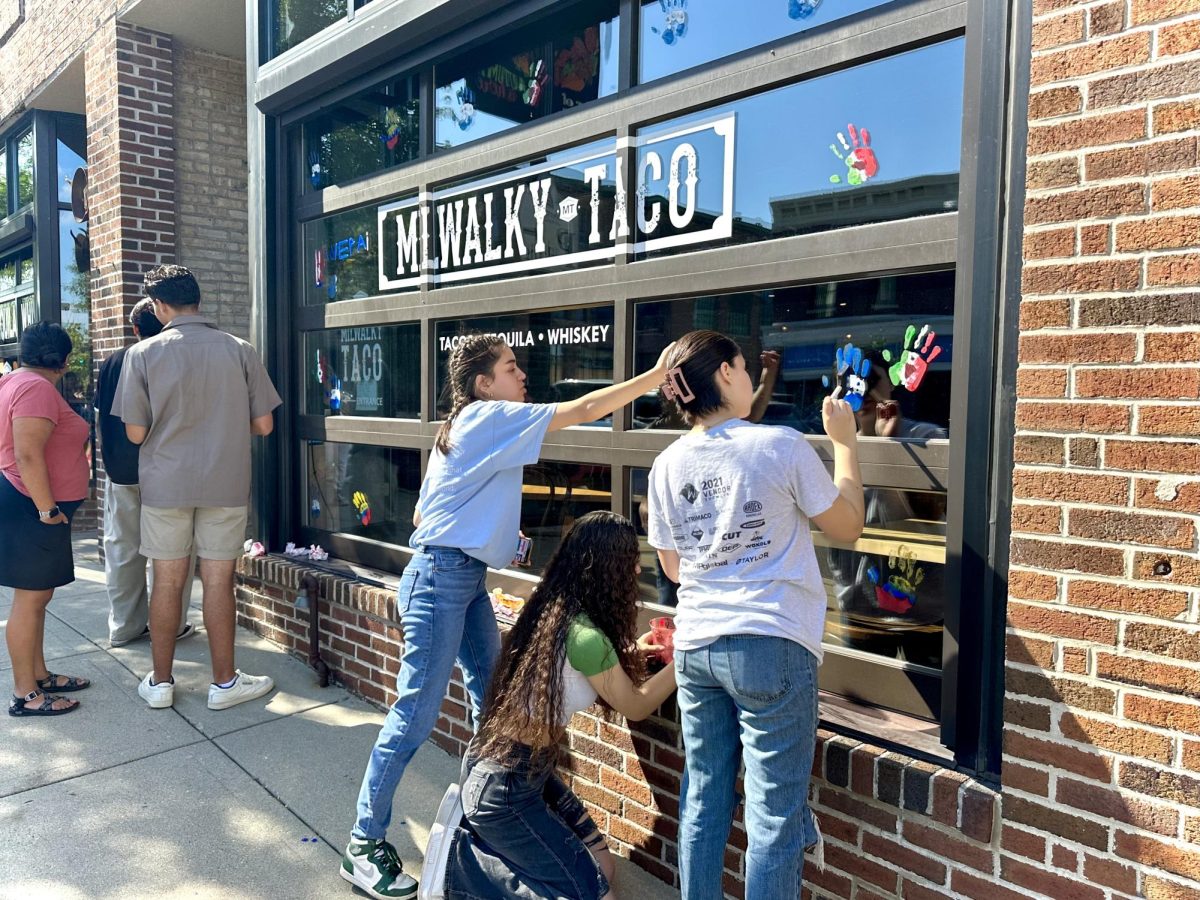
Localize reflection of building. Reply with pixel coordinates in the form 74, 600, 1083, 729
1, 1, 251, 532
770, 172, 960, 235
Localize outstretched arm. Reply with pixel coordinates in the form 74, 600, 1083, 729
549, 343, 675, 432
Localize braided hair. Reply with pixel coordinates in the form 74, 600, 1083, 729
435, 334, 508, 455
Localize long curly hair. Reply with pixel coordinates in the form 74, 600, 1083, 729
435, 334, 507, 455
474, 511, 647, 762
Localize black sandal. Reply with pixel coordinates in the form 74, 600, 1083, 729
36, 673, 91, 693
8, 690, 80, 717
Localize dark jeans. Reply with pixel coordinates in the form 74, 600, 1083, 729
445, 743, 610, 900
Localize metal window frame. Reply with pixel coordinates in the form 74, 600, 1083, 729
248, 0, 1023, 778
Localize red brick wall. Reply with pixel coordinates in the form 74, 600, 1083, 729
1011, 0, 1200, 897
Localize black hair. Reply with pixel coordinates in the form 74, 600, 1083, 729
144, 264, 201, 307
130, 298, 163, 338
863, 349, 889, 392
19, 321, 73, 370
662, 330, 743, 426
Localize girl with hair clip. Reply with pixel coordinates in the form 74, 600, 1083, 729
645, 330, 865, 900
342, 334, 675, 900
420, 511, 677, 900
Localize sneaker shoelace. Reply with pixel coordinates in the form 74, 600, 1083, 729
369, 840, 404, 877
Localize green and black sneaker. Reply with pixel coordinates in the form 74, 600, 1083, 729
341, 837, 419, 900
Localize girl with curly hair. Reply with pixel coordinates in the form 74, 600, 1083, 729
343, 335, 674, 900
424, 511, 677, 900
646, 330, 864, 900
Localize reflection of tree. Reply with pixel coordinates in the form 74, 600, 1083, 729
62, 267, 91, 401
317, 97, 419, 186
274, 0, 347, 53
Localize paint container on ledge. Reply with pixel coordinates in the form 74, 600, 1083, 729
650, 616, 676, 664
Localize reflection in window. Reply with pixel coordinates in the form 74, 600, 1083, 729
630, 467, 678, 607
818, 488, 946, 671
517, 461, 612, 574
305, 442, 422, 547
269, 0, 347, 58
303, 324, 421, 418
16, 131, 34, 208
434, 306, 615, 418
639, 0, 893, 84
435, 1, 619, 151
59, 210, 92, 425
56, 118, 88, 206
635, 39, 964, 255
633, 271, 955, 436
303, 75, 420, 190
302, 205, 377, 304
0, 147, 7, 214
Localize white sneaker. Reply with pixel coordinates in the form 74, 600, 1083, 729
138, 672, 174, 709
418, 784, 463, 900
206, 670, 275, 710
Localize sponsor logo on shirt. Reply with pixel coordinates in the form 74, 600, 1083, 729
686, 512, 712, 522
734, 550, 770, 565
717, 542, 741, 553
743, 500, 763, 514
721, 531, 742, 541
690, 528, 704, 541
741, 518, 765, 529
680, 483, 699, 504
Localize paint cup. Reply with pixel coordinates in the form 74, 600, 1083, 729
650, 616, 676, 664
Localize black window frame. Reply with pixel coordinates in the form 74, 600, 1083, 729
250, 0, 1029, 780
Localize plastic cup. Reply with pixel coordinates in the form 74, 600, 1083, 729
650, 616, 676, 664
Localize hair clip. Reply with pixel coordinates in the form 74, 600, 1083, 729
663, 366, 695, 404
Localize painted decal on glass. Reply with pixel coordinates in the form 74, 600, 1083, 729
651, 0, 689, 45
308, 149, 323, 189
822, 341, 871, 411
868, 545, 925, 615
828, 123, 878, 186
352, 491, 372, 527
884, 324, 942, 391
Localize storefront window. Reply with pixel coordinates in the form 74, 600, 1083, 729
630, 467, 679, 607
518, 461, 612, 574
434, 1, 619, 151
638, 0, 894, 84
0, 147, 7, 215
303, 74, 419, 191
15, 130, 34, 209
302, 204, 377, 304
434, 306, 615, 418
59, 210, 91, 419
633, 271, 955, 434
269, 0, 347, 58
305, 441, 422, 548
635, 39, 964, 257
56, 119, 87, 206
303, 324, 421, 418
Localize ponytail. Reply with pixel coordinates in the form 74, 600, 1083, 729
435, 334, 507, 455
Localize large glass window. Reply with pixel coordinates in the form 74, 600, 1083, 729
302, 205, 377, 304
303, 324, 421, 418
635, 39, 964, 256
518, 461, 612, 574
639, 0, 894, 84
15, 131, 33, 209
305, 442, 422, 548
304, 74, 420, 191
434, 306, 615, 418
59, 210, 91, 420
269, 0, 347, 58
0, 147, 7, 215
435, 1, 619, 151
56, 119, 87, 206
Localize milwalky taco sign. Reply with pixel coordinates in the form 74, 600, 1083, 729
378, 115, 735, 290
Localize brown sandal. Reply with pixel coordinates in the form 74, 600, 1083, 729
8, 690, 80, 717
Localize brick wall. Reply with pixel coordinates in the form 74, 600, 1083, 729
1011, 0, 1200, 898
175, 45, 250, 340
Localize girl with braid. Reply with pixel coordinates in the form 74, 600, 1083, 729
343, 334, 674, 900
424, 511, 677, 900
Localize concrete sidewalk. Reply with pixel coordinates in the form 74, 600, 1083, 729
0, 538, 678, 900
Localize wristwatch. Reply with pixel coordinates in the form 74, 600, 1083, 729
38, 505, 62, 522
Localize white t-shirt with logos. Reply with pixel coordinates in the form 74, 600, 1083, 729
647, 420, 840, 662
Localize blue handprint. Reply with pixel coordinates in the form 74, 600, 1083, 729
651, 0, 688, 45
307, 149, 322, 189
788, 0, 823, 18
822, 342, 871, 412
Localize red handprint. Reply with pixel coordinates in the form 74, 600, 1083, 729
829, 123, 879, 185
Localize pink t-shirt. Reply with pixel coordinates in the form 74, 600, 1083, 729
0, 369, 90, 502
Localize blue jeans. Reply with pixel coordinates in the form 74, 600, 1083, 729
675, 635, 820, 900
445, 743, 609, 900
353, 547, 499, 840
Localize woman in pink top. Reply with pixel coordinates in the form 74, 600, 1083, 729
1, 323, 92, 717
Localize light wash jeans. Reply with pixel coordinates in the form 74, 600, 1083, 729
353, 546, 499, 840
675, 635, 821, 900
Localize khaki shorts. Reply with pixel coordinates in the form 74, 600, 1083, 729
141, 506, 248, 561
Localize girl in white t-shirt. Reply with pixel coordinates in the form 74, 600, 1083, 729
421, 511, 677, 900
646, 330, 865, 900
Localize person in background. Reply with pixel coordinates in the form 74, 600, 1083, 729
419, 511, 677, 900
647, 330, 864, 899
2, 323, 92, 717
96, 298, 196, 648
113, 265, 281, 712
341, 333, 674, 900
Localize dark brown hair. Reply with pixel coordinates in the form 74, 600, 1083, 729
144, 264, 200, 307
434, 334, 507, 455
663, 329, 743, 426
473, 511, 647, 763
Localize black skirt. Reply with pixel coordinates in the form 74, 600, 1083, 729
0, 474, 83, 590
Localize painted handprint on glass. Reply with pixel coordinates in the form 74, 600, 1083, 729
822, 342, 871, 412
651, 0, 689, 45
352, 490, 372, 527
884, 325, 943, 392
868, 546, 925, 615
829, 123, 878, 186
788, 0, 823, 18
